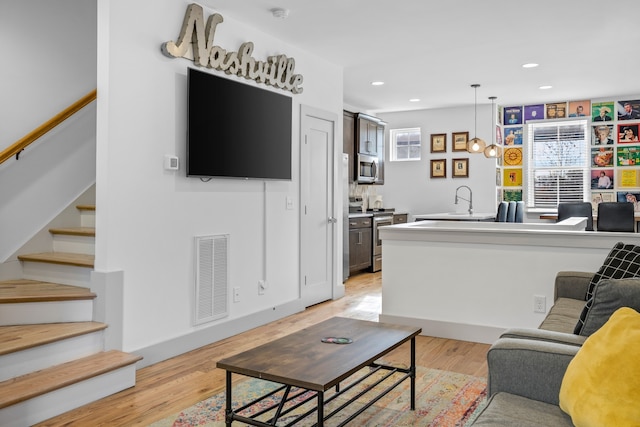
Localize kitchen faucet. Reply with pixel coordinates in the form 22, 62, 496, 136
455, 185, 473, 214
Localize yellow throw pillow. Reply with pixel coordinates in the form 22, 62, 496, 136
559, 307, 640, 427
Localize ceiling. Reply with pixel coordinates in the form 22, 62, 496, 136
203, 0, 640, 114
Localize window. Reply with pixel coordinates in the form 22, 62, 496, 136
390, 128, 421, 161
525, 119, 589, 209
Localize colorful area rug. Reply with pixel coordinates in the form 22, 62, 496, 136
150, 366, 487, 427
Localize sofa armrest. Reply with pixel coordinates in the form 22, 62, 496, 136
487, 337, 579, 405
554, 271, 593, 301
500, 328, 586, 347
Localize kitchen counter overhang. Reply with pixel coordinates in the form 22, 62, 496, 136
378, 217, 628, 249
414, 212, 496, 222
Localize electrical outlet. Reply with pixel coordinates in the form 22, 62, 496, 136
534, 295, 546, 313
233, 287, 240, 302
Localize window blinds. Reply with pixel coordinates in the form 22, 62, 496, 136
526, 119, 589, 208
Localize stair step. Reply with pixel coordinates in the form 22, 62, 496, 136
49, 227, 95, 237
0, 280, 95, 304
77, 204, 95, 228
18, 252, 94, 268
0, 322, 107, 381
0, 351, 142, 426
0, 350, 142, 408
0, 322, 106, 356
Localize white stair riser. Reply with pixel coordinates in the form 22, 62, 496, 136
0, 331, 104, 382
22, 262, 92, 287
53, 235, 95, 255
80, 210, 95, 228
0, 364, 137, 427
0, 300, 93, 326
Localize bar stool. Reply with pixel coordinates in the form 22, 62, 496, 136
597, 202, 635, 232
496, 201, 508, 222
557, 202, 594, 231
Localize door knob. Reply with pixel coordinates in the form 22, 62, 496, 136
327, 217, 337, 224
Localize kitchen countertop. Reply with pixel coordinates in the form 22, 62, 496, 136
414, 212, 496, 221
349, 211, 407, 219
348, 212, 373, 218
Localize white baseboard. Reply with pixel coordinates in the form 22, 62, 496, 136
379, 314, 506, 344
133, 298, 305, 368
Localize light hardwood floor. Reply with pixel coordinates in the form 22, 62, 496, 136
35, 272, 490, 426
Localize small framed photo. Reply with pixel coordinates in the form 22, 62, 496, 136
452, 131, 469, 151
452, 158, 469, 178
430, 133, 446, 153
430, 159, 446, 178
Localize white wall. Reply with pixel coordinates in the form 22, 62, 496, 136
96, 1, 343, 357
0, 0, 97, 263
0, 0, 96, 151
377, 105, 497, 219
0, 107, 96, 263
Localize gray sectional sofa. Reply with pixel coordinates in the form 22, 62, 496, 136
471, 267, 640, 426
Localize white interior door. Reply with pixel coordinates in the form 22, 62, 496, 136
300, 106, 335, 307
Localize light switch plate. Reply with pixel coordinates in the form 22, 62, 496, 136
164, 155, 179, 170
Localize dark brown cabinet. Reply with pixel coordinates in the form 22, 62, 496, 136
343, 110, 356, 183
393, 213, 408, 224
356, 114, 385, 185
345, 111, 385, 185
349, 216, 372, 273
358, 116, 378, 156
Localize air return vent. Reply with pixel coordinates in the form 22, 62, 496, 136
194, 234, 229, 325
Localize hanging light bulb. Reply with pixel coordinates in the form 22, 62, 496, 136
467, 84, 486, 154
484, 96, 502, 158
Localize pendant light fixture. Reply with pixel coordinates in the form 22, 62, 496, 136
467, 84, 486, 154
484, 96, 503, 158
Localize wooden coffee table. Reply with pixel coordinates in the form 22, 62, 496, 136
216, 317, 421, 426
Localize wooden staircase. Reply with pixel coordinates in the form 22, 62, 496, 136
0, 204, 141, 427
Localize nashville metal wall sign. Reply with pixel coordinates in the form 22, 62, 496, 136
161, 3, 303, 94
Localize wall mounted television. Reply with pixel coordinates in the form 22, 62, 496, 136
187, 68, 292, 180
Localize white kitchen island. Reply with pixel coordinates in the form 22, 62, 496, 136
378, 219, 640, 343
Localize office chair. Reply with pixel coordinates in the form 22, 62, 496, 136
506, 201, 517, 222
557, 202, 594, 231
496, 201, 508, 222
597, 202, 635, 232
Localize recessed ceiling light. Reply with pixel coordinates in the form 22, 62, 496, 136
522, 63, 539, 68
409, 98, 420, 102
270, 8, 289, 19
371, 81, 385, 86
539, 85, 553, 90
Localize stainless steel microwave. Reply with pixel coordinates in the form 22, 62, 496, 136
358, 153, 379, 183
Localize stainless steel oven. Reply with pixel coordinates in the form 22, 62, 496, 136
372, 214, 393, 272
358, 153, 379, 184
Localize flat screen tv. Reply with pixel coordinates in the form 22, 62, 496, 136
187, 68, 292, 180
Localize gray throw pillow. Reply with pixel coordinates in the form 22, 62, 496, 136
574, 242, 640, 334
579, 278, 640, 336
